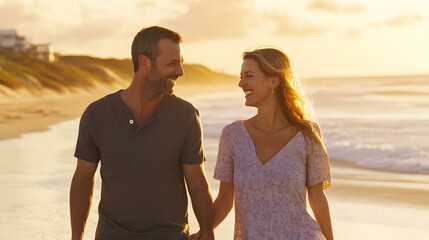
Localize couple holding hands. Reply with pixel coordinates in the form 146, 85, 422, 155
70, 26, 333, 240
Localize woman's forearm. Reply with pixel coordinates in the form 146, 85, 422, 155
308, 183, 334, 240
213, 182, 234, 228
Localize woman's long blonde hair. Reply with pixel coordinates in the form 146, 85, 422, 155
242, 48, 326, 152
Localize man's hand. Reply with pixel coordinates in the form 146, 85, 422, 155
188, 230, 215, 240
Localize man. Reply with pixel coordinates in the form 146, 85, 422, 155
70, 26, 214, 240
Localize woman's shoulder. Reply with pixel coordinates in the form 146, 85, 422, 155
219, 120, 245, 139
223, 120, 243, 131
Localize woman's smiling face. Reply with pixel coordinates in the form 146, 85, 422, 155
239, 58, 273, 107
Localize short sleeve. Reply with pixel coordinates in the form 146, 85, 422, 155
180, 109, 206, 165
74, 105, 100, 163
213, 126, 234, 183
306, 139, 331, 189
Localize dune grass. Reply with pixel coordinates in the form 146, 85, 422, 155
0, 53, 236, 96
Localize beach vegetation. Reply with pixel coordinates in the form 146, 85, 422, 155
0, 53, 236, 96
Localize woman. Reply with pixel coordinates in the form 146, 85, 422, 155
194, 47, 333, 240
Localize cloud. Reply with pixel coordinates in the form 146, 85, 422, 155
343, 4, 366, 14
159, 0, 257, 42
135, 0, 157, 10
385, 13, 423, 27
0, 1, 40, 28
160, 0, 329, 41
345, 27, 361, 38
307, 0, 365, 14
370, 13, 423, 28
50, 17, 126, 44
266, 10, 329, 37
0, 1, 125, 42
307, 0, 340, 13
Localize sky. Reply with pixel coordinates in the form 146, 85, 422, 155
1, 0, 428, 78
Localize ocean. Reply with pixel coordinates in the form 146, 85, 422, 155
190, 75, 429, 174
0, 75, 428, 239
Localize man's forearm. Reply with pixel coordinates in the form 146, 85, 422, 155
189, 182, 214, 236
70, 176, 94, 240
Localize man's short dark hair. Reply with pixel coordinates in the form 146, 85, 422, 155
131, 26, 183, 72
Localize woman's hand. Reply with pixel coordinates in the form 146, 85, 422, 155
188, 230, 201, 240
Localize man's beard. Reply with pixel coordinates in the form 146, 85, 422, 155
148, 68, 177, 95
161, 77, 176, 95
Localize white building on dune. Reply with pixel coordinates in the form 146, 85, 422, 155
28, 44, 55, 62
0, 29, 54, 62
0, 29, 27, 52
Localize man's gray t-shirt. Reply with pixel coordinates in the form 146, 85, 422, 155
74, 91, 205, 239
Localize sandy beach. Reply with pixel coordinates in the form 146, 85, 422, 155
0, 83, 233, 140
1, 84, 428, 239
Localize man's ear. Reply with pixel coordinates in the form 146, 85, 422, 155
138, 55, 151, 71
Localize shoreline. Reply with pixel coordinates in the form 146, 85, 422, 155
328, 160, 429, 208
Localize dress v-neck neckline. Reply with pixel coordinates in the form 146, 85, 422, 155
240, 120, 301, 166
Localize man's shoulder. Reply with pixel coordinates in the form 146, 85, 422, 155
166, 94, 196, 112
87, 91, 119, 110
82, 91, 120, 117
